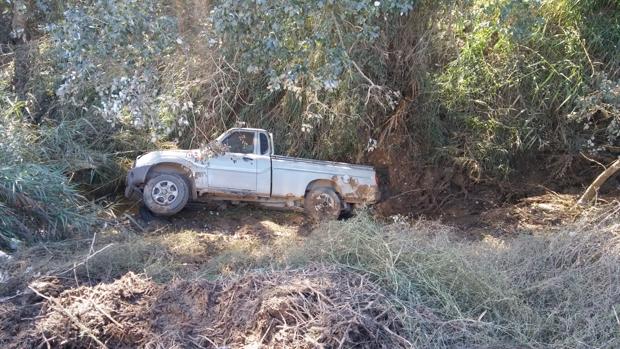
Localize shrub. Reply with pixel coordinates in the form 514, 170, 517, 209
421, 0, 620, 176
0, 96, 96, 248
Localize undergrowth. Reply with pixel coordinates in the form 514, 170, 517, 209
293, 212, 620, 347
0, 102, 94, 248
205, 209, 619, 347
0, 89, 150, 248
419, 0, 620, 177
13, 0, 616, 173
4, 207, 618, 348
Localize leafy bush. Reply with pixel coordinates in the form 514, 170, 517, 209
422, 0, 620, 176
211, 0, 413, 97
569, 74, 620, 153
189, 0, 416, 160
49, 0, 181, 139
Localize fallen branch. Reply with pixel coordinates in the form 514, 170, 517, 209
578, 158, 620, 206
87, 297, 124, 329
124, 213, 146, 233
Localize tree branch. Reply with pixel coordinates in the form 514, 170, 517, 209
578, 158, 620, 205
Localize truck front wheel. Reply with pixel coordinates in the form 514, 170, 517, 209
143, 173, 189, 216
304, 187, 341, 222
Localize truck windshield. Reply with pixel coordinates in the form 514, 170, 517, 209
223, 131, 255, 154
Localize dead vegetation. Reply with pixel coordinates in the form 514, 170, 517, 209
0, 207, 306, 296
2, 267, 408, 349
480, 193, 581, 233
2, 200, 620, 348
480, 192, 620, 234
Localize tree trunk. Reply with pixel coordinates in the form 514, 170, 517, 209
11, 0, 33, 102
577, 158, 620, 205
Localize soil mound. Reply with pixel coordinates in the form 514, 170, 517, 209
1, 266, 408, 348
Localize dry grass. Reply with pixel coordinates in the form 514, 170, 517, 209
2, 203, 619, 348
292, 208, 620, 347
0, 210, 304, 292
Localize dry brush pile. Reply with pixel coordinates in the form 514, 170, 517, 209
1, 266, 409, 349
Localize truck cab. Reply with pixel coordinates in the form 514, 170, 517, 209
205, 128, 275, 196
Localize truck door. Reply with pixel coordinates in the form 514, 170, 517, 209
207, 130, 258, 192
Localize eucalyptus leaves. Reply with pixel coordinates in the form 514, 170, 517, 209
50, 0, 179, 139
49, 0, 416, 140
210, 0, 415, 96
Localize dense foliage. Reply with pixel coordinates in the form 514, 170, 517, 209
0, 96, 93, 248
0, 0, 619, 242
429, 0, 620, 176
50, 0, 180, 137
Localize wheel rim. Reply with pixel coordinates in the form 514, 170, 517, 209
151, 180, 179, 206
313, 192, 338, 216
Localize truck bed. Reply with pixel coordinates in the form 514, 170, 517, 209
271, 155, 375, 172
271, 155, 378, 203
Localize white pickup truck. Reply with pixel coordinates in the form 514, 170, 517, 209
125, 128, 380, 220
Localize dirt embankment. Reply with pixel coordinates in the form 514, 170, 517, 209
1, 266, 408, 349
367, 131, 616, 219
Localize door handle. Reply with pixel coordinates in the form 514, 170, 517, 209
242, 156, 253, 162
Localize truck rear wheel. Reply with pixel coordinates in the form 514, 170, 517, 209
304, 187, 341, 222
143, 173, 189, 216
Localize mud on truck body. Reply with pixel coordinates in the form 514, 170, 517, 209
126, 128, 380, 220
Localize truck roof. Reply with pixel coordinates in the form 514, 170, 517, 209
228, 127, 268, 133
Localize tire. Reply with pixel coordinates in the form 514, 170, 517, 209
304, 187, 342, 222
143, 173, 190, 216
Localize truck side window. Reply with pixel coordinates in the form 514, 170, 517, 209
260, 133, 269, 155
223, 131, 255, 154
